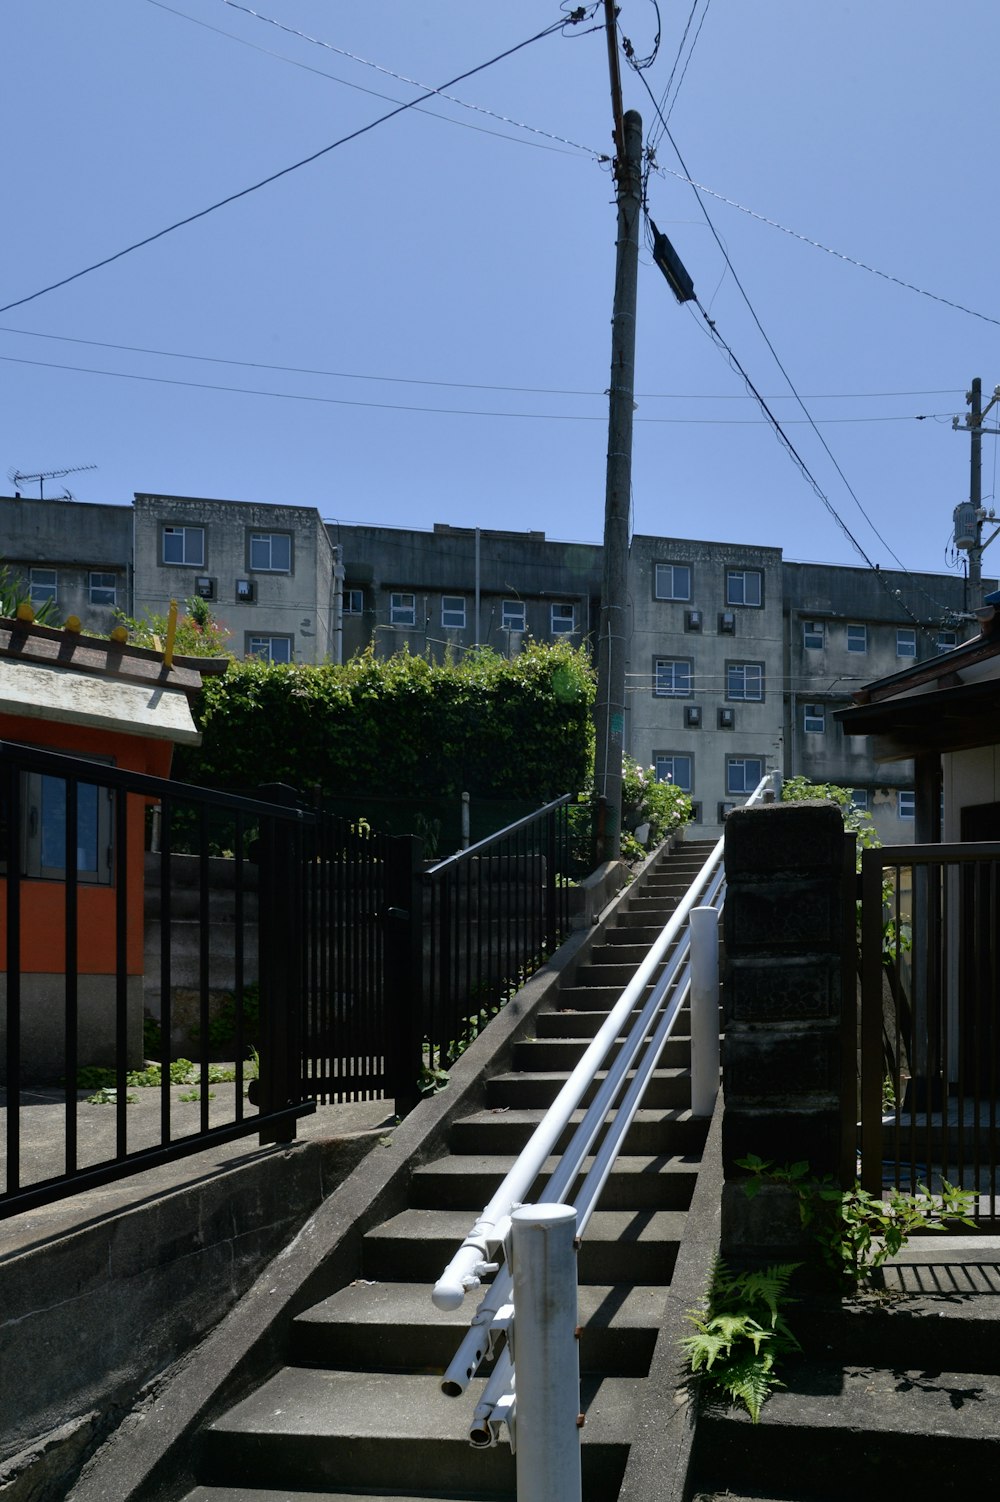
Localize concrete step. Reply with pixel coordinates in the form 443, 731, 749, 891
485, 1068, 690, 1111
573, 961, 651, 988
200, 1368, 639, 1498
186, 1490, 509, 1502
601, 925, 675, 946
551, 986, 650, 1010
361, 1206, 686, 1284
692, 1359, 1000, 1496
409, 1151, 700, 1210
512, 1034, 695, 1070
291, 1279, 668, 1376
448, 1106, 709, 1159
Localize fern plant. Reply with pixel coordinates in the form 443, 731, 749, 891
681, 1259, 800, 1423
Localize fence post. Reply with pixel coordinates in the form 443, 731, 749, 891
510, 1203, 582, 1502
545, 805, 558, 955
385, 834, 424, 1120
689, 905, 720, 1116
256, 786, 303, 1145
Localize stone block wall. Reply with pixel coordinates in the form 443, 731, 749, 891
720, 800, 856, 1258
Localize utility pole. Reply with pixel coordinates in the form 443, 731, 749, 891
593, 0, 641, 862
953, 376, 1000, 614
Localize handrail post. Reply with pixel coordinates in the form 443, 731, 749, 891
689, 905, 720, 1116
510, 1204, 581, 1502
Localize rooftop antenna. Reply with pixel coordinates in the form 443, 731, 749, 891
7, 463, 97, 500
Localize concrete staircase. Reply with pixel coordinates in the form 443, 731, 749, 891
171, 839, 719, 1502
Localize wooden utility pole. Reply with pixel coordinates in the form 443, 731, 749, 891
593, 2, 642, 861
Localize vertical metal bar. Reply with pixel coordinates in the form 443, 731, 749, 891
839, 833, 858, 1187
860, 847, 884, 1193
545, 807, 558, 959
233, 813, 246, 1121
198, 802, 211, 1134
690, 906, 720, 1117
510, 1204, 582, 1502
114, 785, 129, 1158
159, 799, 173, 1145
64, 775, 79, 1174
6, 758, 22, 1194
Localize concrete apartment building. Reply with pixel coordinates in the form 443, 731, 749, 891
0, 489, 986, 840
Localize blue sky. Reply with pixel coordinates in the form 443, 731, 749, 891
6, 2, 1000, 581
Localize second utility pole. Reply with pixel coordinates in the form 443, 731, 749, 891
593, 105, 642, 861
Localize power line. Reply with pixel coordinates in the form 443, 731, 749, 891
0, 322, 963, 401
147, 0, 599, 159
0, 13, 584, 317
0, 351, 953, 426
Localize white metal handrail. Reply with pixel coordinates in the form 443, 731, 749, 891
432, 773, 778, 1455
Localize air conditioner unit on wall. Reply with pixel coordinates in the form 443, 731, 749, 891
719, 612, 736, 634
685, 705, 702, 728
236, 578, 254, 602
195, 576, 215, 600
718, 707, 735, 729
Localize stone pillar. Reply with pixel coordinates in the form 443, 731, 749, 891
720, 801, 856, 1260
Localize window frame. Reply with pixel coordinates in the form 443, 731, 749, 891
725, 568, 763, 608
937, 629, 957, 651
653, 656, 693, 698
654, 562, 692, 602
653, 752, 693, 793
803, 703, 826, 734
29, 568, 57, 606
846, 623, 868, 654
803, 619, 825, 650
726, 755, 765, 796
390, 592, 416, 627
245, 633, 293, 664
898, 789, 916, 820
725, 660, 765, 702
248, 530, 292, 574
441, 595, 467, 630
88, 570, 117, 607
501, 599, 526, 631
550, 603, 575, 635
161, 524, 205, 568
343, 588, 364, 615
896, 628, 917, 659
851, 789, 869, 812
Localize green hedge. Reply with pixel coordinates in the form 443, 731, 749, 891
173, 640, 595, 803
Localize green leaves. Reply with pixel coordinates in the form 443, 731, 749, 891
681, 1259, 801, 1423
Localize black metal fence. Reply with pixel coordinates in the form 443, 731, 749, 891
1, 740, 576, 1218
860, 840, 1000, 1225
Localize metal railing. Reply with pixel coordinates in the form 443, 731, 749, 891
420, 794, 572, 1077
0, 742, 316, 1219
860, 838, 1000, 1224
430, 773, 777, 1487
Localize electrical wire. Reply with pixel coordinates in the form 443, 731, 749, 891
0, 322, 963, 402
0, 13, 585, 318
146, 0, 601, 159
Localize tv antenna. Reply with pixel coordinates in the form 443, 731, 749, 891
7, 463, 97, 500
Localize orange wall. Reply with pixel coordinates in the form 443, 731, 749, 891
0, 715, 175, 975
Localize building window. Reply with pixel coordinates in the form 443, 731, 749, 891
727, 756, 764, 795
847, 623, 867, 653
441, 596, 466, 629
726, 568, 762, 607
88, 571, 117, 607
23, 768, 114, 884
162, 524, 205, 567
654, 658, 693, 697
803, 703, 825, 733
654, 563, 691, 601
898, 790, 915, 819
249, 531, 292, 573
938, 629, 957, 651
851, 789, 869, 812
29, 568, 57, 606
502, 599, 526, 631
551, 603, 575, 635
726, 662, 764, 701
803, 620, 824, 650
390, 592, 416, 627
653, 753, 693, 792
343, 589, 364, 615
246, 634, 292, 664
896, 628, 917, 658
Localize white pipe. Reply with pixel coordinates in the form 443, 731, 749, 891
432, 841, 722, 1310
689, 905, 721, 1117
511, 1205, 582, 1502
